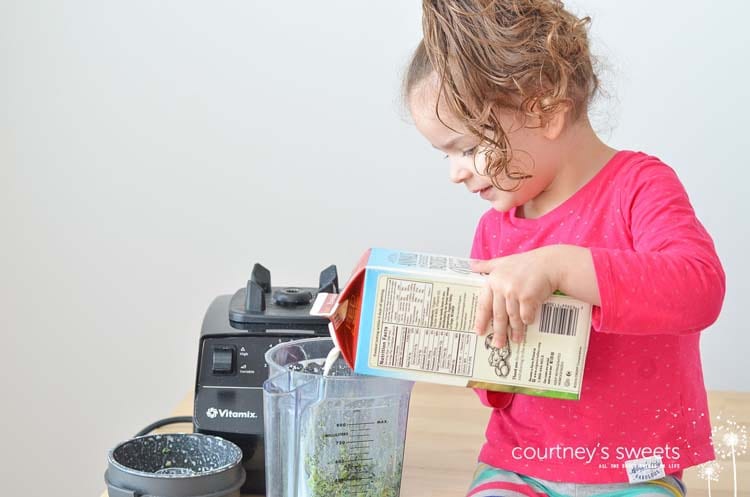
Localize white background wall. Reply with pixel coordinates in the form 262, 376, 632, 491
1, 1, 748, 496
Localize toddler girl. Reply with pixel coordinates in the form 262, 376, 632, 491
404, 1, 725, 496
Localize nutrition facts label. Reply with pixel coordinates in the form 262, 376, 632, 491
373, 276, 478, 377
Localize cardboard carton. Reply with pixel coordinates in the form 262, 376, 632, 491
312, 248, 592, 400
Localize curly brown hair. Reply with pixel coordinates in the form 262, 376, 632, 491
406, 0, 599, 190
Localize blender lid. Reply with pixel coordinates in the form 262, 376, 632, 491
228, 263, 339, 325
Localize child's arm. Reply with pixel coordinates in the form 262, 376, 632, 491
549, 245, 601, 306
472, 160, 725, 339
471, 245, 600, 346
582, 161, 725, 335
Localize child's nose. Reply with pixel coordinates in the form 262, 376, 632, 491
449, 160, 473, 184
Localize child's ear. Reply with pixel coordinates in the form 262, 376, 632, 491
542, 101, 573, 140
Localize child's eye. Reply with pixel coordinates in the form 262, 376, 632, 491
462, 147, 477, 157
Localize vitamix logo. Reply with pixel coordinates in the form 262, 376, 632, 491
205, 407, 257, 419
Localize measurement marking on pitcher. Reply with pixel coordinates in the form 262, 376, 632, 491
326, 417, 393, 491
336, 476, 372, 483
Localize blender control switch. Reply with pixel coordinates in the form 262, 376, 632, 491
212, 347, 234, 375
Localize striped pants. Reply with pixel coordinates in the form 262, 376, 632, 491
467, 463, 686, 497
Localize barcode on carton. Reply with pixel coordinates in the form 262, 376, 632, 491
539, 302, 580, 336
377, 325, 475, 377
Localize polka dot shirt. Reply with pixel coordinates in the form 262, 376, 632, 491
470, 150, 725, 484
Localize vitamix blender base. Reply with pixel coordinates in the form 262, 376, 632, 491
194, 263, 338, 495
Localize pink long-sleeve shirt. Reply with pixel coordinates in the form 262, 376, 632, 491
471, 150, 725, 483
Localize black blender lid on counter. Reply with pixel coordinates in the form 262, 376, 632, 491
194, 262, 339, 495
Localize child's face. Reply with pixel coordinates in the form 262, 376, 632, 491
409, 78, 560, 213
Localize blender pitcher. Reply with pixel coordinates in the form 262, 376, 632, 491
263, 337, 413, 497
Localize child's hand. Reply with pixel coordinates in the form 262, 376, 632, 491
470, 246, 559, 348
